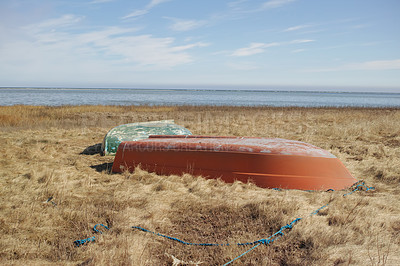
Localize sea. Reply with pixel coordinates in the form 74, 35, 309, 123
1, 88, 400, 108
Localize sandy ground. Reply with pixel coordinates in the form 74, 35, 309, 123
0, 105, 399, 265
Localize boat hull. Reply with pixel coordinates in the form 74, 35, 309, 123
112, 136, 357, 190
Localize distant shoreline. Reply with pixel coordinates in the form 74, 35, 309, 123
1, 86, 400, 94
1, 88, 399, 107
0, 104, 399, 111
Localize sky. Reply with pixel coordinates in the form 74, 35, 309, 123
0, 0, 399, 92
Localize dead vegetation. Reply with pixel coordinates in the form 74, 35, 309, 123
0, 105, 399, 265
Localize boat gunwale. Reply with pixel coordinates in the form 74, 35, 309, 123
119, 136, 336, 158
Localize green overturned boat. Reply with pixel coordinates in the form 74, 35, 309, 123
101, 120, 192, 156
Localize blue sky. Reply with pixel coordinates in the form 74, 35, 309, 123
1, 0, 399, 91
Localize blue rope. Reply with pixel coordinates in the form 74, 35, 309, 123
222, 181, 375, 265
73, 181, 375, 264
343, 181, 375, 197
74, 224, 109, 247
310, 203, 330, 216
309, 181, 375, 217
132, 217, 302, 247
132, 226, 227, 246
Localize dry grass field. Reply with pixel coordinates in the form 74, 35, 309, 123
0, 105, 399, 265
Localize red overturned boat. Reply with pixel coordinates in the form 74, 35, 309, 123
112, 135, 357, 191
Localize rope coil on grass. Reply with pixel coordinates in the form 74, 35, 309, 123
73, 224, 109, 247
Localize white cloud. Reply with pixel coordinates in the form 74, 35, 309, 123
97, 35, 193, 67
1, 14, 207, 76
231, 39, 313, 56
165, 17, 207, 31
284, 24, 311, 32
231, 42, 279, 56
122, 0, 172, 19
146, 0, 171, 9
171, 42, 210, 52
227, 0, 250, 11
122, 9, 149, 19
290, 39, 315, 44
262, 0, 295, 9
76, 26, 138, 43
23, 14, 84, 32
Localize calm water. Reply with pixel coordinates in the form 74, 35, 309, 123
1, 88, 399, 107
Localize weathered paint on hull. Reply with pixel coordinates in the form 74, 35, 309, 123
112, 136, 357, 191
102, 120, 192, 156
